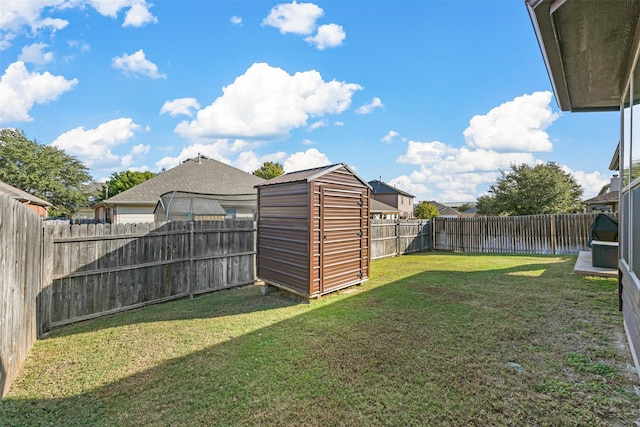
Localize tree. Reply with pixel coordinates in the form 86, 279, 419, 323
476, 162, 583, 216
98, 170, 157, 201
414, 202, 441, 219
252, 161, 284, 180
457, 202, 475, 213
0, 128, 92, 217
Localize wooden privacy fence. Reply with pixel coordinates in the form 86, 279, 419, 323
0, 195, 48, 398
43, 220, 256, 330
433, 213, 613, 255
371, 219, 432, 260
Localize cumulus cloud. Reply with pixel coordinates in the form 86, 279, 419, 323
230, 16, 242, 25
308, 119, 327, 130
160, 98, 200, 117
112, 49, 166, 79
381, 130, 399, 143
0, 0, 156, 49
174, 62, 361, 140
19, 43, 53, 65
51, 118, 143, 169
463, 91, 558, 152
386, 92, 564, 202
355, 97, 383, 115
123, 1, 158, 27
284, 148, 331, 172
0, 61, 77, 122
234, 150, 287, 173
562, 166, 608, 199
154, 139, 264, 171
305, 23, 345, 50
262, 1, 323, 35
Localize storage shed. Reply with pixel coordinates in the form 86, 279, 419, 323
256, 163, 371, 297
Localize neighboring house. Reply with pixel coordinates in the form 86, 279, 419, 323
583, 175, 620, 214
93, 155, 265, 224
368, 180, 415, 219
527, 0, 640, 373
0, 180, 52, 217
430, 201, 462, 218
370, 199, 401, 220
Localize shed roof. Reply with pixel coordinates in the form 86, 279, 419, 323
368, 179, 414, 198
100, 156, 265, 205
256, 163, 371, 189
0, 180, 52, 207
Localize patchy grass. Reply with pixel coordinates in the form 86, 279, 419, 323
1, 253, 639, 426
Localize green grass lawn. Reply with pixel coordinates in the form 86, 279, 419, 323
2, 253, 639, 426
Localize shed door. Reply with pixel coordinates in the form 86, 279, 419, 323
320, 186, 368, 293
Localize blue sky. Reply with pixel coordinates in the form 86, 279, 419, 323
0, 0, 620, 202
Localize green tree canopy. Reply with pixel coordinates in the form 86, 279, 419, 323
414, 202, 441, 219
98, 170, 157, 201
476, 162, 584, 216
0, 128, 92, 217
252, 161, 284, 180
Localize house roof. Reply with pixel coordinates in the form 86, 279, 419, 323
256, 163, 371, 189
583, 191, 619, 205
429, 201, 461, 217
526, 0, 640, 112
99, 156, 265, 206
370, 199, 400, 214
368, 180, 414, 198
0, 180, 52, 207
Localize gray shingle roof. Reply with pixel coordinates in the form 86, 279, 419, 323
104, 157, 265, 204
370, 199, 400, 213
0, 180, 52, 206
368, 180, 414, 198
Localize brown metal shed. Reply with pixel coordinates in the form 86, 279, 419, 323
256, 163, 371, 297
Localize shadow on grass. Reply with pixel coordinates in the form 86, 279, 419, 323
2, 253, 634, 426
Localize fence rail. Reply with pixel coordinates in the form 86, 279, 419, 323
433, 213, 612, 255
371, 219, 432, 260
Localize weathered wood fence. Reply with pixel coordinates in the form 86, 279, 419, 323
371, 219, 432, 260
0, 195, 48, 398
433, 213, 612, 254
45, 220, 255, 330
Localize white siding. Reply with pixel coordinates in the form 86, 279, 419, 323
115, 205, 155, 224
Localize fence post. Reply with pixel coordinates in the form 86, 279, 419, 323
550, 214, 557, 255
189, 221, 195, 299
39, 225, 54, 336
395, 219, 400, 257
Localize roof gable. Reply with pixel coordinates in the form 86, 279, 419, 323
105, 156, 265, 204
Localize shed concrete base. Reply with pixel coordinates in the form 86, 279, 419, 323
574, 251, 618, 278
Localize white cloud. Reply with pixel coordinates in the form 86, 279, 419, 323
230, 15, 242, 25
355, 97, 383, 115
51, 118, 142, 169
0, 1, 156, 49
0, 61, 77, 122
334, 120, 344, 126
302, 138, 316, 145
381, 130, 399, 143
175, 62, 361, 140
154, 139, 264, 171
123, 1, 158, 27
308, 119, 327, 130
463, 91, 558, 152
19, 43, 53, 65
561, 166, 608, 199
262, 1, 323, 35
305, 23, 345, 50
112, 49, 166, 79
284, 148, 331, 172
394, 139, 538, 202
234, 150, 287, 173
160, 98, 200, 117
